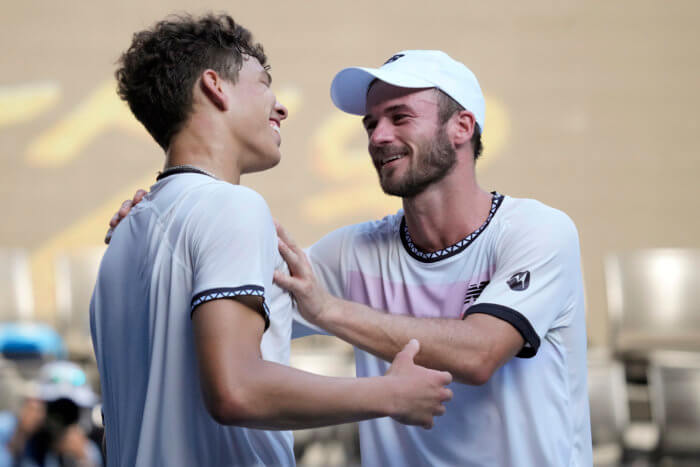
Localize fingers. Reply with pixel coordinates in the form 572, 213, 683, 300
104, 228, 113, 245
442, 387, 453, 403
272, 269, 299, 293
106, 189, 146, 244
133, 189, 147, 204
277, 236, 299, 266
277, 234, 315, 281
109, 212, 121, 229
397, 338, 420, 362
439, 370, 453, 387
117, 199, 133, 218
274, 221, 300, 253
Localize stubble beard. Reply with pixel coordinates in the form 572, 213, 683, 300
375, 125, 457, 198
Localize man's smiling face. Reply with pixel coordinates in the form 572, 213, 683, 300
363, 82, 457, 198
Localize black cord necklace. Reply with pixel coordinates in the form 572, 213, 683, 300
156, 164, 217, 181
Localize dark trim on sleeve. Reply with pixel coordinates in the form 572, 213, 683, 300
191, 285, 270, 331
463, 303, 540, 358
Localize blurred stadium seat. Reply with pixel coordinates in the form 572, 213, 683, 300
648, 351, 700, 461
588, 348, 629, 466
290, 335, 359, 466
54, 247, 105, 358
605, 248, 700, 355
0, 248, 34, 322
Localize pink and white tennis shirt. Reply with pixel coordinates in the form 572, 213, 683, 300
302, 193, 592, 467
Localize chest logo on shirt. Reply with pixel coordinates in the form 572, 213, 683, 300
507, 271, 530, 291
464, 280, 489, 306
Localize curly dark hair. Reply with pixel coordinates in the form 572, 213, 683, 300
116, 14, 268, 150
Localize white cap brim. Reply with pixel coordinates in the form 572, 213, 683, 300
39, 383, 98, 407
331, 67, 434, 116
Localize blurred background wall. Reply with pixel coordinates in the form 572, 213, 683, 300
1, 0, 699, 347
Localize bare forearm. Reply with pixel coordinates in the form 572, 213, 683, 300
273, 222, 521, 386
218, 359, 393, 430
318, 299, 500, 385
195, 298, 450, 430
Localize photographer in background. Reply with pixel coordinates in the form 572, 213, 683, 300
19, 361, 102, 467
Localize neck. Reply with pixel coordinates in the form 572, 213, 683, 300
164, 114, 242, 184
402, 160, 492, 252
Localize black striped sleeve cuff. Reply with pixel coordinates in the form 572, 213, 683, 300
462, 303, 540, 358
191, 285, 270, 331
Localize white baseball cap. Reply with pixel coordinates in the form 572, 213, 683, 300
330, 50, 485, 130
37, 361, 98, 408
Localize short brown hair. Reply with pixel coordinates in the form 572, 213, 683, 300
116, 14, 267, 150
435, 89, 483, 160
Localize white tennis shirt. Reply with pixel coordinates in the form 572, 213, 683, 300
91, 174, 294, 467
298, 193, 592, 467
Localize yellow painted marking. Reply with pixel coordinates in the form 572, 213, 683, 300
25, 82, 301, 169
26, 80, 147, 168
30, 175, 156, 322
479, 95, 510, 169
311, 113, 372, 181
0, 82, 60, 127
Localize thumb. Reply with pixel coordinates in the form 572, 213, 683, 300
398, 338, 420, 362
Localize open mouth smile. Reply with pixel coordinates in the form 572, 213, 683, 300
381, 154, 405, 166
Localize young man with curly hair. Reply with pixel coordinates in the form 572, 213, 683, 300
90, 15, 452, 466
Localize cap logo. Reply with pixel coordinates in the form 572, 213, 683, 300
383, 54, 405, 65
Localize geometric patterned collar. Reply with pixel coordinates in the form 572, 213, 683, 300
400, 192, 505, 263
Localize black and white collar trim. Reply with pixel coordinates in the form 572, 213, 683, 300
156, 165, 217, 181
400, 192, 504, 263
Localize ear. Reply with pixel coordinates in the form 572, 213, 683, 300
451, 110, 476, 147
199, 69, 228, 111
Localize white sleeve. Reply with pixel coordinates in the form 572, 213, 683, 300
466, 208, 583, 358
189, 185, 276, 330
290, 225, 357, 338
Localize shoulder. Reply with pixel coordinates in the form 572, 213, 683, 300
490, 196, 580, 260
317, 210, 402, 247
185, 183, 275, 246
353, 210, 404, 243
496, 196, 578, 241
189, 182, 272, 220
202, 182, 269, 208
308, 211, 402, 264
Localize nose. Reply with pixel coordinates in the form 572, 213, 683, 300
369, 118, 394, 147
274, 99, 288, 121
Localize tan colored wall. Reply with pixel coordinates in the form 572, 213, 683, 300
2, 0, 699, 345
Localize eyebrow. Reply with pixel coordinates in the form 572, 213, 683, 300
362, 104, 413, 127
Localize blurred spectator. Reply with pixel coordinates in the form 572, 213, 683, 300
18, 361, 102, 467
0, 357, 46, 466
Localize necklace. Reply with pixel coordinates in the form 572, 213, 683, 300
156, 164, 218, 181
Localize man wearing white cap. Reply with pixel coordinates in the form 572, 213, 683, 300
274, 50, 592, 466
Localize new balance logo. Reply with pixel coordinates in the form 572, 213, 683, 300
507, 271, 530, 291
463, 280, 489, 306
